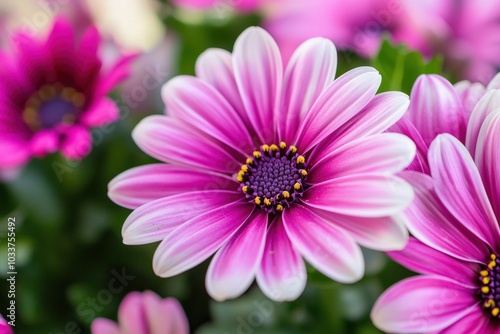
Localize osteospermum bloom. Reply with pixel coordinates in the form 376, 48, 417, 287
109, 27, 416, 301
0, 314, 12, 334
0, 17, 134, 169
91, 291, 188, 334
393, 73, 500, 174
372, 129, 500, 332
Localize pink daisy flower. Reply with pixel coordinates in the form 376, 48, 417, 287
108, 27, 416, 301
264, 0, 429, 62
371, 129, 500, 333
0, 17, 135, 169
0, 314, 12, 334
91, 291, 189, 334
393, 73, 500, 174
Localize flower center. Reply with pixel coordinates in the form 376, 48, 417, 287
23, 84, 85, 130
480, 253, 500, 317
238, 142, 308, 213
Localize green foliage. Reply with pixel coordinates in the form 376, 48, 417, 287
371, 37, 443, 94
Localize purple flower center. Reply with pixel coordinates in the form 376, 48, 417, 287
238, 142, 308, 214
23, 85, 85, 130
479, 253, 500, 317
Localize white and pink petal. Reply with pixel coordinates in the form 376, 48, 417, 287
256, 216, 307, 302
283, 204, 364, 283
206, 212, 268, 301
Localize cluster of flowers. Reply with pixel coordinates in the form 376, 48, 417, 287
1, 2, 500, 333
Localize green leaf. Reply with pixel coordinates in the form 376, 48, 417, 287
371, 37, 443, 94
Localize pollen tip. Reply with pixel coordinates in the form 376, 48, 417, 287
492, 308, 500, 317
293, 182, 301, 191
300, 170, 307, 177
279, 142, 286, 149
276, 204, 283, 211
253, 151, 261, 159
481, 270, 489, 277
483, 277, 491, 285
289, 146, 297, 153
296, 155, 305, 164
246, 158, 253, 165
262, 144, 269, 152
263, 198, 271, 206
282, 191, 290, 199
254, 196, 262, 205
492, 254, 497, 260
242, 186, 248, 193
270, 144, 278, 152
485, 299, 495, 308
482, 286, 490, 294
489, 261, 496, 269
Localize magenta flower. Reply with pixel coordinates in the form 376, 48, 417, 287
0, 314, 12, 334
91, 291, 189, 334
0, 17, 134, 169
109, 27, 416, 301
264, 0, 427, 61
409, 0, 500, 83
371, 129, 500, 333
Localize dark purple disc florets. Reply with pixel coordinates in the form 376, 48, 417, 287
237, 142, 308, 214
480, 253, 500, 317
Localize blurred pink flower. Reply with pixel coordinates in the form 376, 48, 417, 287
0, 17, 135, 169
173, 0, 261, 12
264, 0, 427, 62
91, 291, 189, 334
409, 0, 500, 83
371, 132, 500, 333
109, 27, 416, 302
0, 314, 12, 334
265, 0, 500, 83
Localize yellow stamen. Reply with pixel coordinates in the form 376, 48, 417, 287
262, 144, 269, 152
480, 270, 489, 277
482, 286, 490, 294
242, 186, 248, 193
276, 204, 284, 211
492, 308, 500, 317
279, 142, 286, 149
246, 158, 253, 165
293, 182, 301, 191
296, 155, 305, 164
263, 198, 271, 206
254, 197, 262, 205
39, 85, 56, 100
241, 165, 248, 173
485, 299, 495, 308
26, 97, 41, 109
253, 151, 261, 159
488, 261, 496, 269
483, 277, 491, 285
492, 254, 497, 261
282, 191, 290, 199
23, 108, 38, 126
300, 170, 308, 177
62, 87, 77, 101
289, 146, 297, 154
72, 93, 85, 107
270, 144, 278, 152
